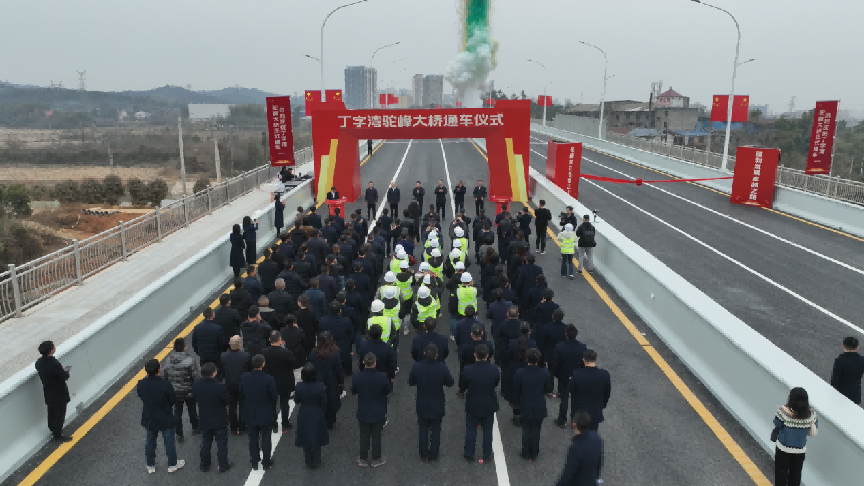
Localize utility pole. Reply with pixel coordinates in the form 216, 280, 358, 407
108, 141, 114, 175
214, 136, 222, 183
178, 116, 187, 198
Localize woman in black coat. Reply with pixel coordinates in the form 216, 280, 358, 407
294, 363, 329, 469
242, 215, 259, 265
229, 224, 246, 278
274, 195, 285, 235
308, 331, 344, 429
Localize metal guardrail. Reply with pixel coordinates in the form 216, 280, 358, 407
605, 132, 864, 205
0, 146, 313, 323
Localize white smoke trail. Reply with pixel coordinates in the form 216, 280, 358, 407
445, 26, 496, 108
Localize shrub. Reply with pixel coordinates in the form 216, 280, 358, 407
52, 180, 80, 203
102, 175, 125, 205
79, 180, 104, 204
28, 185, 51, 201
147, 179, 169, 206
127, 178, 148, 206
0, 184, 32, 216
193, 177, 210, 194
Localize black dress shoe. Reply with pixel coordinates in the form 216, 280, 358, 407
52, 435, 73, 442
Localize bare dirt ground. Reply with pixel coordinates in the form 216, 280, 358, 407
0, 164, 174, 185
29, 208, 140, 242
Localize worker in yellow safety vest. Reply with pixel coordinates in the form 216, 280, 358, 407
423, 239, 439, 262
453, 226, 469, 253
381, 285, 402, 351
559, 223, 577, 280
367, 299, 392, 343
424, 230, 438, 248
411, 285, 440, 332
427, 248, 444, 278
390, 249, 407, 275
395, 260, 415, 336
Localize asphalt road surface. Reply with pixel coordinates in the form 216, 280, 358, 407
4, 140, 773, 486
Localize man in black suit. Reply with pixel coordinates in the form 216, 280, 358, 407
317, 265, 340, 303
552, 324, 587, 428
458, 344, 499, 462
214, 295, 242, 353
411, 317, 449, 363
321, 301, 355, 376
260, 331, 298, 434
386, 182, 400, 216
326, 186, 340, 201
192, 308, 224, 369
192, 362, 232, 473
240, 354, 277, 470
412, 181, 426, 208
831, 336, 864, 404
514, 349, 552, 461
408, 343, 455, 462
137, 358, 185, 473
221, 336, 251, 435
357, 324, 397, 382
229, 279, 254, 317
258, 249, 280, 295
568, 349, 611, 431
473, 180, 487, 216
433, 180, 448, 220
35, 340, 72, 442
365, 182, 379, 220
459, 324, 494, 377
307, 205, 323, 230
352, 353, 392, 467
533, 199, 552, 254
554, 411, 603, 486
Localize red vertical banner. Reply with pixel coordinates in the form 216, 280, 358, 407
730, 146, 780, 208
545, 140, 582, 199
805, 101, 839, 175
266, 96, 295, 166
379, 94, 387, 107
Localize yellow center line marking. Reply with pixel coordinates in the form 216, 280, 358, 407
17, 202, 326, 486
470, 139, 771, 486
531, 130, 864, 243
359, 140, 387, 167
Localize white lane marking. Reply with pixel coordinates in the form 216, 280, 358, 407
243, 400, 295, 485
578, 175, 864, 334
580, 155, 864, 276
371, 140, 414, 235
491, 414, 511, 485
440, 139, 457, 219
530, 146, 864, 333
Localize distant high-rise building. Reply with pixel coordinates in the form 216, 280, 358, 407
413, 75, 424, 108
345, 66, 377, 109
422, 75, 444, 107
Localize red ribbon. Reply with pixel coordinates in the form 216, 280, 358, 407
580, 174, 734, 186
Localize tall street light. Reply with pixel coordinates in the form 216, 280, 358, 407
321, 1, 368, 97
578, 41, 609, 140
691, 0, 741, 172
369, 42, 400, 109
527, 59, 549, 126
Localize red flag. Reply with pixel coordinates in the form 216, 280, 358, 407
455, 101, 463, 108
537, 95, 552, 107
45, 110, 53, 116
436, 104, 441, 109
305, 90, 321, 103
387, 94, 398, 105
379, 94, 387, 106
710, 95, 749, 122
325, 90, 342, 102
805, 101, 839, 175
730, 147, 780, 208
266, 97, 295, 166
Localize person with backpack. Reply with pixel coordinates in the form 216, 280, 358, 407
576, 215, 597, 274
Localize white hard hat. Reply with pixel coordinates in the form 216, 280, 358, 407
395, 244, 404, 253
384, 271, 396, 283
430, 239, 439, 248
429, 229, 438, 237
397, 251, 407, 260
450, 249, 461, 259
454, 227, 464, 237
399, 260, 409, 269
371, 300, 385, 313
419, 262, 430, 272
565, 224, 574, 231
423, 275, 432, 284
452, 239, 462, 248
460, 272, 473, 283
418, 286, 431, 299
455, 261, 465, 270
384, 287, 397, 299
431, 249, 442, 257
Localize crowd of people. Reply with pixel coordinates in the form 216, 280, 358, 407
32, 176, 842, 486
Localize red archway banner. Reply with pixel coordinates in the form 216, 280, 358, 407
310, 100, 532, 204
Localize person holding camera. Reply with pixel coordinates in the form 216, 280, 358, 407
559, 206, 578, 230
576, 215, 597, 274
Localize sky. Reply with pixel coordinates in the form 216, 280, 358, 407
2, 0, 863, 116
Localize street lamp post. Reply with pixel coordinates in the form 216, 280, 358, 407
320, 1, 368, 97
369, 42, 401, 109
527, 59, 549, 126
578, 41, 609, 140
691, 0, 741, 172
